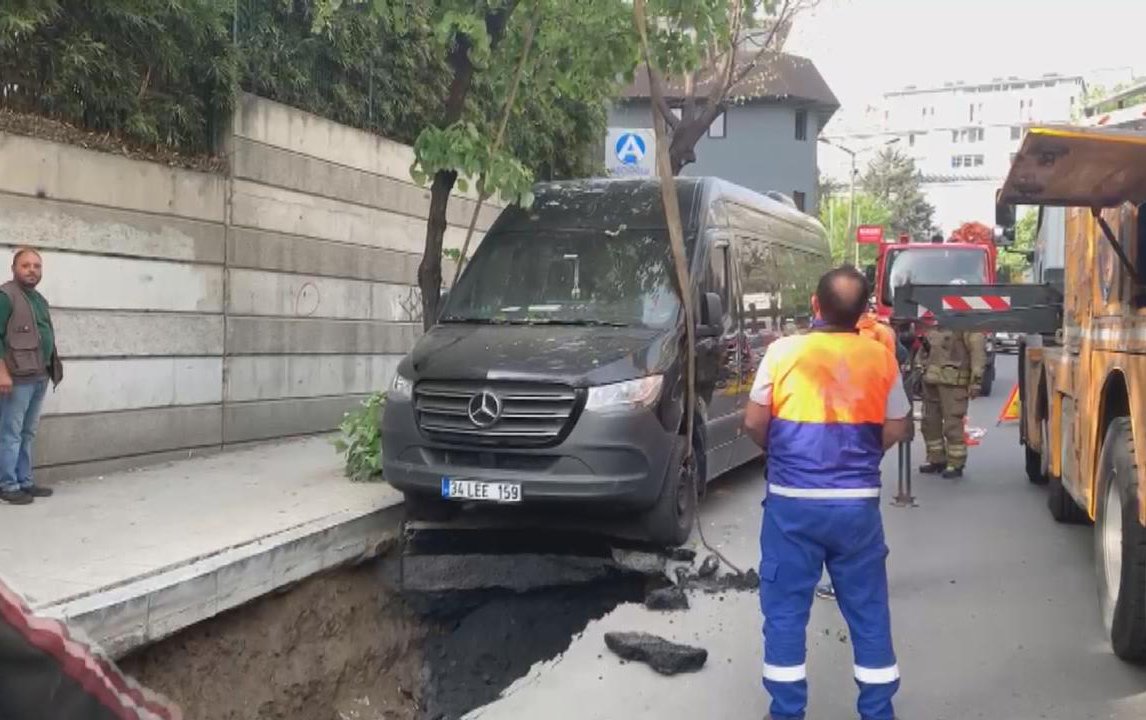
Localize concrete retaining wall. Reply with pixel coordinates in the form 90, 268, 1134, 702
0, 94, 498, 480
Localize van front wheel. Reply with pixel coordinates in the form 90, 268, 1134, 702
642, 438, 697, 547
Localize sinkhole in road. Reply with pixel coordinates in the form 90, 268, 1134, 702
118, 529, 660, 720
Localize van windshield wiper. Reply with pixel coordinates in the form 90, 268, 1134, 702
439, 316, 514, 325
519, 318, 630, 328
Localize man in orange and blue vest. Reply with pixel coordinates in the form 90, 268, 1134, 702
745, 266, 913, 720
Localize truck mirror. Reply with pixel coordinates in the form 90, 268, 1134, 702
862, 264, 877, 288
995, 200, 1016, 229
698, 292, 724, 338
993, 224, 1015, 248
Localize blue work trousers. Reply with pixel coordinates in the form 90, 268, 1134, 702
760, 495, 899, 720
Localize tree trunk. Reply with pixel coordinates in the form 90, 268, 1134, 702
667, 115, 715, 175
419, 169, 458, 328
415, 5, 516, 330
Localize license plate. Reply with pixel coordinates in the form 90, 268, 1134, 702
441, 477, 522, 503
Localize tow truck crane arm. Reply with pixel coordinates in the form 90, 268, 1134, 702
892, 283, 1063, 335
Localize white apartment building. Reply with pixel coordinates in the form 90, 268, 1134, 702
821, 73, 1086, 235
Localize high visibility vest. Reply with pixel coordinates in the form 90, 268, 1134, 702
857, 314, 896, 356
763, 330, 900, 498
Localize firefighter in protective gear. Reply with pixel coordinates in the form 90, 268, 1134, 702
745, 267, 913, 720
918, 319, 986, 479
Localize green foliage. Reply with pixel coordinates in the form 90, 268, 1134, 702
0, 0, 238, 154
997, 208, 1036, 280
819, 191, 893, 266
238, 0, 447, 147
334, 391, 386, 482
862, 149, 936, 242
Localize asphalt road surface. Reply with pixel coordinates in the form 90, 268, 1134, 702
469, 356, 1146, 720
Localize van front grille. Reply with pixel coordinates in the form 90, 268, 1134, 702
414, 380, 580, 447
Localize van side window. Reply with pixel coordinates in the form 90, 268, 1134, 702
709, 243, 736, 333
737, 235, 780, 333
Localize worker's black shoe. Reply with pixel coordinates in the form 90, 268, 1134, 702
24, 485, 53, 498
918, 462, 945, 474
0, 489, 32, 505
942, 466, 964, 479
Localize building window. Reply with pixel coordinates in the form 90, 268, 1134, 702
973, 155, 984, 167
969, 104, 975, 122
792, 191, 806, 212
952, 156, 963, 168
909, 133, 915, 147
977, 128, 985, 141
795, 110, 808, 141
952, 130, 959, 143
1011, 126, 1022, 140
708, 112, 726, 139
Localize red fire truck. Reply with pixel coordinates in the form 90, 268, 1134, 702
867, 224, 1001, 396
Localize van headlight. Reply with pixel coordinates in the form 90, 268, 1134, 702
390, 373, 413, 401
585, 376, 663, 412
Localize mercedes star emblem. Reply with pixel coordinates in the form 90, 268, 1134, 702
467, 390, 503, 428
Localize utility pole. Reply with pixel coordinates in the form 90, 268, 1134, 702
848, 152, 858, 266
818, 136, 902, 268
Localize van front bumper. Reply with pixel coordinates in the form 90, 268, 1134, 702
381, 398, 676, 511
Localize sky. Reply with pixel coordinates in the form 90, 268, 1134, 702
786, 0, 1145, 112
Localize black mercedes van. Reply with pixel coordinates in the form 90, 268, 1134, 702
381, 177, 830, 545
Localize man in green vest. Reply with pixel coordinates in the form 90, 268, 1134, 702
0, 248, 62, 505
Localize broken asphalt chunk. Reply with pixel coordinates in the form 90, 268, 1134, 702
603, 632, 708, 675
644, 586, 689, 611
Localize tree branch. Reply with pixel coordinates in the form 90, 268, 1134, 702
723, 0, 796, 97
451, 3, 539, 286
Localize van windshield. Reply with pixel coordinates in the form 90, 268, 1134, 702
882, 247, 988, 306
441, 229, 682, 329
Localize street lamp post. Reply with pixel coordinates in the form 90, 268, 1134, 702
819, 136, 901, 266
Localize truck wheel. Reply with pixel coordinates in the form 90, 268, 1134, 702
642, 437, 697, 547
1095, 417, 1146, 663
1026, 417, 1049, 485
980, 365, 994, 397
1048, 475, 1089, 524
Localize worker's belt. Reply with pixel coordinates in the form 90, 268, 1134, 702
767, 484, 880, 499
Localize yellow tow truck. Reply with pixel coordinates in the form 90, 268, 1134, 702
895, 125, 1146, 663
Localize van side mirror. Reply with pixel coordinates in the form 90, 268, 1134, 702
698, 292, 724, 338
863, 264, 877, 288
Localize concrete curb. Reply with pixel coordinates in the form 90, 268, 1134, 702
35, 496, 405, 658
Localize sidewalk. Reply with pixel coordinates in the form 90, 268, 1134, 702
0, 436, 403, 656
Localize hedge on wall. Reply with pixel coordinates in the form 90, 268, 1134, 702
0, 0, 609, 180
0, 0, 238, 155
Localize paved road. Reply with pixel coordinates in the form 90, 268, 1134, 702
470, 356, 1146, 719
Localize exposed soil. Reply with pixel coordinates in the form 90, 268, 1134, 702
120, 563, 426, 720
0, 108, 227, 174
117, 550, 651, 720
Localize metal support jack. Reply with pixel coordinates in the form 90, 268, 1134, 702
891, 399, 918, 508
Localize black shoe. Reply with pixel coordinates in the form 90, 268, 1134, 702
942, 466, 964, 479
919, 462, 945, 474
24, 485, 53, 498
0, 489, 33, 505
